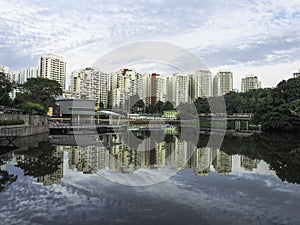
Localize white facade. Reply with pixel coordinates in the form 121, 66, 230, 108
141, 73, 166, 107
171, 73, 190, 106
241, 75, 261, 93
70, 67, 109, 107
213, 70, 233, 96
112, 88, 125, 109
9, 70, 24, 84
194, 69, 212, 98
24, 67, 40, 83
110, 69, 143, 109
40, 54, 66, 89
9, 67, 40, 84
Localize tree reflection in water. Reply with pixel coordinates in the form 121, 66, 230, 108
0, 170, 18, 192
220, 133, 300, 184
16, 142, 62, 178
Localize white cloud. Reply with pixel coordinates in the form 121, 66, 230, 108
0, 0, 300, 88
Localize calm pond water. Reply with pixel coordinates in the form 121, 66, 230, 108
1, 127, 300, 225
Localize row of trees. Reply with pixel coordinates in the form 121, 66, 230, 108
124, 94, 175, 114
193, 76, 300, 131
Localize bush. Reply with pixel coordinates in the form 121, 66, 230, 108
0, 119, 25, 126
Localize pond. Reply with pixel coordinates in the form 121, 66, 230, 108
1, 127, 300, 225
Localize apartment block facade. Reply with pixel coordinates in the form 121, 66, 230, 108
241, 75, 261, 93
213, 70, 233, 96
40, 54, 66, 89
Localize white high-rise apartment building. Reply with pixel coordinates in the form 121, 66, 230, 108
194, 69, 213, 98
24, 67, 40, 82
2, 66, 39, 99
70, 67, 109, 107
142, 73, 167, 107
110, 69, 143, 109
40, 54, 66, 89
10, 67, 40, 84
241, 75, 261, 93
171, 73, 190, 106
166, 77, 173, 103
213, 70, 233, 96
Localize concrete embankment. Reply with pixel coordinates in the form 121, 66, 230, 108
0, 114, 48, 126
0, 115, 49, 148
0, 125, 49, 137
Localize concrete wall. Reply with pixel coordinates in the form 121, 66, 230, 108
0, 132, 48, 149
0, 114, 48, 126
0, 125, 49, 137
57, 99, 95, 116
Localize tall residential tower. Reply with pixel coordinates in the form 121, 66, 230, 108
241, 75, 261, 93
40, 54, 66, 89
213, 70, 233, 96
194, 69, 212, 98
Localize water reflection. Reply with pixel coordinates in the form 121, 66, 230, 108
0, 153, 18, 192
221, 133, 300, 184
0, 127, 300, 189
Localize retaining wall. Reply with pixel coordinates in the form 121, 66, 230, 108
0, 114, 48, 126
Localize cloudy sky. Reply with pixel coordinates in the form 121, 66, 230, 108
1, 0, 300, 89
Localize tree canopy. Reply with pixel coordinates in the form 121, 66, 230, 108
194, 76, 300, 132
0, 73, 13, 106
15, 78, 62, 114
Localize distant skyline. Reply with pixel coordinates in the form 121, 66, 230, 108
1, 0, 300, 89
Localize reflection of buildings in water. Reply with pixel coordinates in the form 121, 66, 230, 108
57, 134, 235, 176
66, 146, 106, 174
212, 149, 232, 175
241, 156, 259, 171
164, 126, 179, 135
191, 147, 212, 176
37, 146, 64, 186
0, 152, 20, 171
137, 139, 166, 169
110, 144, 136, 173
63, 136, 168, 174
165, 138, 189, 170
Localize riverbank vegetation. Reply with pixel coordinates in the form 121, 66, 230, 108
194, 76, 300, 132
0, 119, 24, 126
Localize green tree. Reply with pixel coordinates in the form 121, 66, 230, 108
164, 101, 175, 111
154, 101, 164, 113
125, 94, 140, 113
22, 101, 45, 114
194, 97, 210, 114
145, 104, 154, 113
16, 78, 62, 114
0, 73, 13, 106
254, 77, 300, 131
99, 102, 105, 109
132, 99, 145, 113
